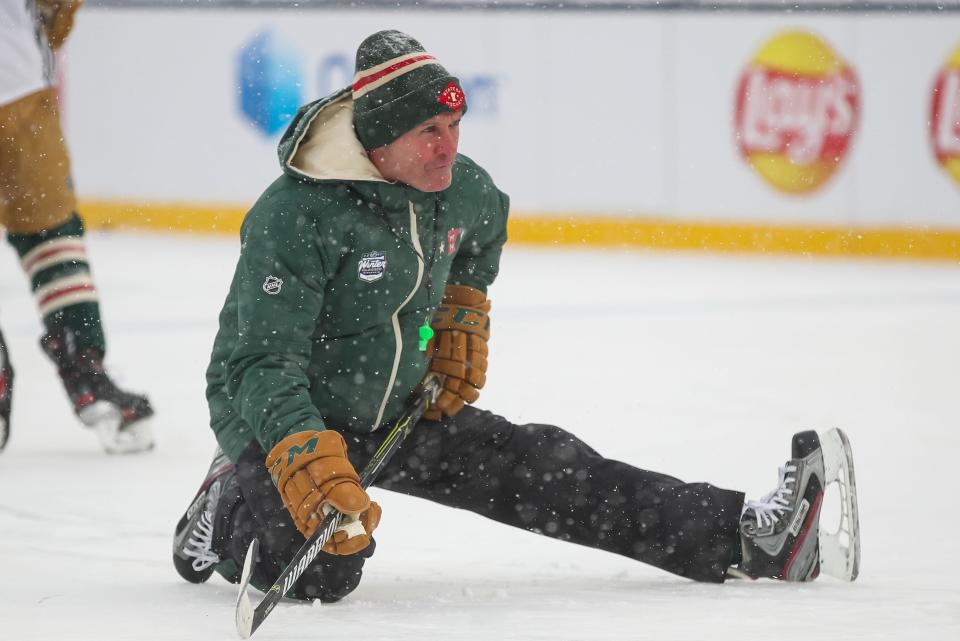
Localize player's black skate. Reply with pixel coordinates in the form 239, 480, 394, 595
173, 448, 238, 584
41, 327, 154, 454
734, 428, 860, 582
0, 330, 13, 453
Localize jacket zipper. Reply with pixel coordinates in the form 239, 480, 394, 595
372, 200, 425, 429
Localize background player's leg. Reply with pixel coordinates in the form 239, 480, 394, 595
0, 89, 153, 453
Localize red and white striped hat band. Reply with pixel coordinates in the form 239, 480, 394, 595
352, 53, 440, 99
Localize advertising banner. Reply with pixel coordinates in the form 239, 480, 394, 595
59, 8, 960, 257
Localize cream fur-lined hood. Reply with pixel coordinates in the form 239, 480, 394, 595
278, 88, 389, 184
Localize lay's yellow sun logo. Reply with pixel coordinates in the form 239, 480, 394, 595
931, 43, 960, 187
735, 31, 860, 194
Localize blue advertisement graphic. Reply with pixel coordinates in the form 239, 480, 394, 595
237, 31, 304, 136
317, 53, 352, 97
459, 75, 498, 117
238, 31, 499, 138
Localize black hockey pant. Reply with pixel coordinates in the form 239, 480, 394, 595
217, 406, 745, 602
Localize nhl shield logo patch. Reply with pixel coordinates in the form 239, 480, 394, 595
262, 275, 283, 295
358, 251, 387, 283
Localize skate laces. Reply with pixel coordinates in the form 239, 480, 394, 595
183, 512, 219, 571
745, 463, 798, 529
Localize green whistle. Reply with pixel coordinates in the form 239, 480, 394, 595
418, 324, 435, 352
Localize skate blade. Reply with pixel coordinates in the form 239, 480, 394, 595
235, 538, 259, 639
0, 415, 8, 452
79, 401, 155, 454
818, 427, 861, 581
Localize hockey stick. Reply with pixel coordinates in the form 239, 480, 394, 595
235, 375, 441, 639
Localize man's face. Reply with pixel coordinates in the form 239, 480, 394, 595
368, 111, 462, 192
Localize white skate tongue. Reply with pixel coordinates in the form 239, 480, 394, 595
745, 463, 797, 529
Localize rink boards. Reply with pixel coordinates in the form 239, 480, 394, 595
57, 7, 960, 259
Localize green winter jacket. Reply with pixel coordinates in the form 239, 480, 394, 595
206, 88, 509, 462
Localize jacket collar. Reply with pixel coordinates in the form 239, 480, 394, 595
277, 89, 441, 213
279, 88, 387, 186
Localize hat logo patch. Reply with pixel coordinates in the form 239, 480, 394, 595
358, 251, 387, 283
438, 82, 465, 111
262, 275, 283, 295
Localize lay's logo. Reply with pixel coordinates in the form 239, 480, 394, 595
735, 31, 860, 194
930, 43, 960, 187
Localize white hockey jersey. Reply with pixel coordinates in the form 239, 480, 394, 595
0, 0, 55, 108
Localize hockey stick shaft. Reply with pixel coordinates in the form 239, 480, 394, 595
235, 376, 441, 638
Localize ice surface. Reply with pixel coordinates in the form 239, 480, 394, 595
1, 232, 958, 640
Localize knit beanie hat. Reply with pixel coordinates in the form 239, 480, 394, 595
352, 30, 467, 150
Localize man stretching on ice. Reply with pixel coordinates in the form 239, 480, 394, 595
172, 29, 860, 603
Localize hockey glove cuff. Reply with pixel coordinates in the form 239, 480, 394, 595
424, 284, 490, 421
266, 430, 380, 555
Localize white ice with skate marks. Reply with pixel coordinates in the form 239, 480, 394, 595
0, 232, 958, 640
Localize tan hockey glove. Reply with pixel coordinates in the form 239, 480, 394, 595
423, 284, 490, 420
266, 430, 381, 555
36, 0, 84, 49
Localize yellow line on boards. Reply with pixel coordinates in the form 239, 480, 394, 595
508, 214, 960, 262
79, 200, 246, 235
78, 200, 960, 263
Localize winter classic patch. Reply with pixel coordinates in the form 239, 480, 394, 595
262, 275, 283, 295
358, 251, 387, 283
437, 82, 465, 111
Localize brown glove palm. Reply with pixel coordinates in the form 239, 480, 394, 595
424, 285, 490, 420
266, 430, 381, 555
36, 0, 84, 49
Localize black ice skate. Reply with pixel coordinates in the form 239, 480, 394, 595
41, 328, 154, 454
173, 448, 237, 584
0, 331, 12, 452
735, 428, 860, 582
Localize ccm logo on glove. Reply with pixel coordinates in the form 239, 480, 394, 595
266, 430, 381, 555
424, 284, 490, 420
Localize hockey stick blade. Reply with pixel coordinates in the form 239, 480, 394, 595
233, 376, 441, 638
